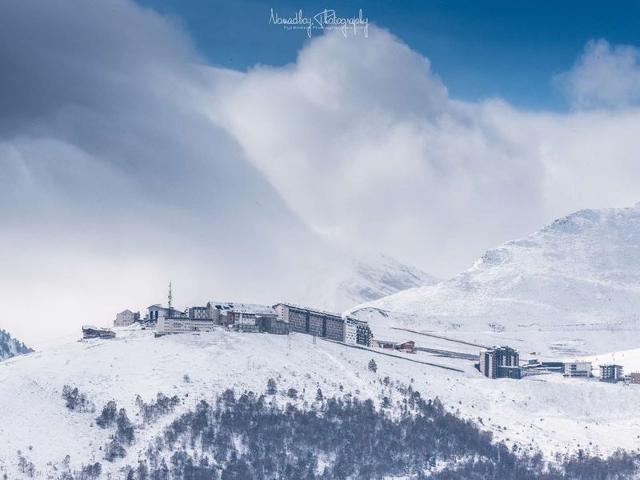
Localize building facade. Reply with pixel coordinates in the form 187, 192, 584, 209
599, 364, 624, 382
147, 304, 184, 322
262, 316, 290, 335
186, 306, 209, 319
376, 340, 396, 349
564, 361, 592, 377
82, 325, 116, 339
273, 303, 373, 346
207, 301, 275, 328
274, 303, 346, 342
344, 318, 358, 344
479, 346, 521, 379
114, 309, 139, 327
628, 372, 640, 384
156, 316, 216, 335
153, 299, 371, 340
233, 313, 263, 333
344, 317, 373, 347
355, 320, 373, 347
397, 340, 416, 353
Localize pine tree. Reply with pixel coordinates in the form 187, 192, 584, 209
266, 378, 277, 395
368, 359, 377, 373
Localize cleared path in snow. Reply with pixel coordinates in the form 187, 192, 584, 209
323, 339, 465, 373
391, 326, 491, 349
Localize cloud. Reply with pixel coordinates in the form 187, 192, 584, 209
557, 39, 640, 109
3, 2, 640, 344
0, 0, 332, 344
210, 28, 640, 277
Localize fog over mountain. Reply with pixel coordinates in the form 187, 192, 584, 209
3, 0, 640, 344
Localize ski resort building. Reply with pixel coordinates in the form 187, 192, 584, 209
147, 293, 372, 341
599, 364, 624, 383
147, 304, 184, 322
374, 339, 415, 352
206, 302, 278, 331
186, 306, 209, 319
274, 303, 346, 341
156, 302, 290, 335
82, 326, 116, 339
344, 317, 374, 347
156, 316, 216, 335
273, 303, 372, 346
114, 309, 139, 327
355, 319, 374, 347
479, 346, 521, 379
564, 361, 592, 377
628, 372, 640, 384
521, 360, 565, 376
376, 340, 397, 349
344, 317, 358, 344
154, 301, 213, 335
261, 316, 290, 335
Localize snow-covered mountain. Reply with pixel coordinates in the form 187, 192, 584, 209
0, 329, 32, 361
353, 205, 640, 356
304, 253, 438, 311
340, 254, 438, 305
2, 328, 640, 479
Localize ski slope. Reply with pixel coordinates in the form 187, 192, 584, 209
1, 327, 640, 478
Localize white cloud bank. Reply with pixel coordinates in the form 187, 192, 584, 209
210, 29, 640, 276
2, 1, 640, 344
558, 39, 640, 109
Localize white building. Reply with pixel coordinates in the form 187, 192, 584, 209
207, 301, 276, 327
564, 361, 592, 377
600, 364, 624, 382
147, 304, 185, 322
186, 306, 209, 319
344, 318, 358, 345
114, 309, 138, 327
156, 315, 216, 335
479, 346, 521, 379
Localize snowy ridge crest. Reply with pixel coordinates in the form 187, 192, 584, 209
355, 205, 640, 355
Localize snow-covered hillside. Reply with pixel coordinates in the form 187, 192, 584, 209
309, 253, 438, 310
0, 329, 32, 361
340, 254, 437, 304
2, 328, 640, 478
353, 205, 640, 356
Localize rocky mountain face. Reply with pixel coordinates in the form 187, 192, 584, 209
354, 205, 640, 355
0, 329, 32, 361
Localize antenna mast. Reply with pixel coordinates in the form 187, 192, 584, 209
168, 281, 173, 311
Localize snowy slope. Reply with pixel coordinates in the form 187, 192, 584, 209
0, 329, 32, 361
321, 253, 438, 310
340, 254, 438, 304
583, 347, 640, 375
257, 251, 437, 315
2, 328, 640, 478
354, 205, 640, 356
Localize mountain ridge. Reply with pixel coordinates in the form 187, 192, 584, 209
353, 204, 640, 355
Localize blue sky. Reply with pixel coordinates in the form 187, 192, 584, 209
137, 0, 640, 110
